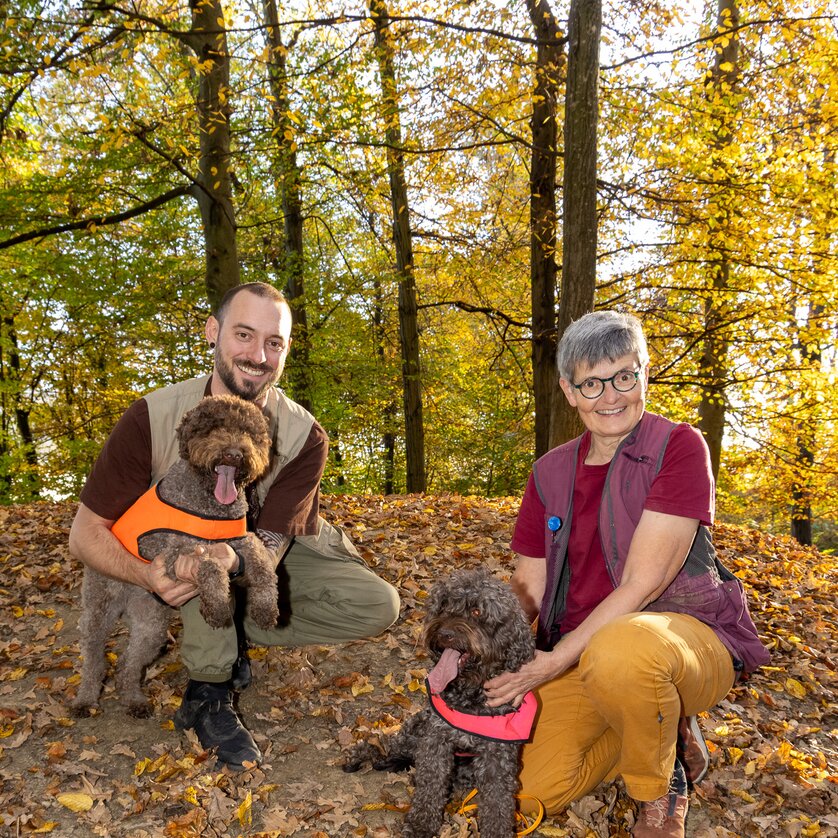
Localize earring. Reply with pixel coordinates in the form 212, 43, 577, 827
209, 342, 216, 349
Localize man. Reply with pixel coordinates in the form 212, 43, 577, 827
69, 282, 400, 769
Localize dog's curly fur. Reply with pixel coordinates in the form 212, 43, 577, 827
73, 395, 277, 718
343, 567, 535, 838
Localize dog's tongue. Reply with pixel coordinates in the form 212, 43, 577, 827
214, 465, 238, 505
427, 647, 461, 694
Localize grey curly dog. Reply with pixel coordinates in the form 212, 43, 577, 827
344, 567, 536, 838
72, 395, 277, 718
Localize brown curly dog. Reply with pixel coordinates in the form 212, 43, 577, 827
72, 395, 278, 717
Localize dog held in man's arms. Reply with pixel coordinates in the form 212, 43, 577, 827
343, 567, 536, 838
72, 395, 278, 718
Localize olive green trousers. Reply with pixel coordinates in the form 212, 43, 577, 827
179, 536, 400, 682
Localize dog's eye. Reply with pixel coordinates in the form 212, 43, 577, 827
471, 608, 481, 618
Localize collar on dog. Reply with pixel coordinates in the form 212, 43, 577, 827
426, 680, 537, 743
111, 483, 247, 562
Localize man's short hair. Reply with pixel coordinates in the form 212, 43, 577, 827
214, 282, 290, 324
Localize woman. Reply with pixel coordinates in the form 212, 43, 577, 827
485, 311, 768, 837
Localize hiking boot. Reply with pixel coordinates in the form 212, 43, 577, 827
677, 715, 709, 785
230, 649, 252, 691
174, 681, 262, 769
633, 758, 688, 837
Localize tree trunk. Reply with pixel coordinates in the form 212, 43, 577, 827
790, 298, 823, 546
373, 276, 397, 494
186, 0, 240, 311
697, 0, 739, 478
263, 0, 312, 412
549, 0, 601, 448
370, 0, 425, 493
1, 315, 40, 499
525, 0, 564, 459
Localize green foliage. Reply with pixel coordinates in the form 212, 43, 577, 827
0, 0, 835, 547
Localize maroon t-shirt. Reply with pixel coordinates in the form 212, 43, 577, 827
510, 423, 714, 633
80, 389, 326, 536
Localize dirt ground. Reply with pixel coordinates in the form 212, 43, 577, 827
0, 497, 835, 837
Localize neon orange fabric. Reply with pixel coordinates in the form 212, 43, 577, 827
111, 484, 247, 562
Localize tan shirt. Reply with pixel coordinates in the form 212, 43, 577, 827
80, 378, 326, 536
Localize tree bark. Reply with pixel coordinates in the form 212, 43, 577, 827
263, 0, 312, 412
549, 0, 600, 449
186, 0, 240, 311
370, 0, 425, 493
525, 0, 564, 458
697, 0, 739, 478
0, 315, 40, 499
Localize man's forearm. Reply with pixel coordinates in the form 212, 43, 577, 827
69, 502, 152, 589
256, 529, 292, 569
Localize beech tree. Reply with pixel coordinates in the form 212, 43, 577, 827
369, 0, 425, 493
550, 0, 601, 449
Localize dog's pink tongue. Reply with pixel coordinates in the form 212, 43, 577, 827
214, 465, 238, 505
427, 647, 461, 694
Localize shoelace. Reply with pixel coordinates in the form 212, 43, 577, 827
640, 794, 671, 828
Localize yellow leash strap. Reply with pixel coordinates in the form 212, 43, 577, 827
457, 788, 545, 836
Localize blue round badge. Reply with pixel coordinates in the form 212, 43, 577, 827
547, 516, 562, 532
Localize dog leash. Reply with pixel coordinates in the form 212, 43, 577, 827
457, 788, 545, 835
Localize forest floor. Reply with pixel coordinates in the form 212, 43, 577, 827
0, 495, 835, 838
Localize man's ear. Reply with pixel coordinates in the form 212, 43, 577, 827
559, 377, 578, 407
205, 316, 219, 346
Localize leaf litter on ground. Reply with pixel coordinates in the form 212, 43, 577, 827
0, 496, 835, 836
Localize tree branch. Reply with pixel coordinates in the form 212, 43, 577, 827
0, 186, 191, 250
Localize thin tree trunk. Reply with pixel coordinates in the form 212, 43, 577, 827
373, 276, 396, 494
525, 0, 564, 458
263, 0, 312, 412
186, 0, 240, 310
370, 0, 425, 493
697, 0, 739, 478
549, 0, 600, 449
2, 315, 40, 499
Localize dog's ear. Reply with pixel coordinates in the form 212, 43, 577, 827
502, 603, 536, 673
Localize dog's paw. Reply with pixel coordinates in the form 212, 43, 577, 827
126, 701, 153, 719
372, 754, 413, 772
249, 600, 279, 631
199, 599, 233, 629
69, 700, 99, 718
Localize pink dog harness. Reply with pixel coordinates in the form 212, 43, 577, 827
427, 681, 537, 743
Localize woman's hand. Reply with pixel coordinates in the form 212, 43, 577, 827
484, 649, 568, 708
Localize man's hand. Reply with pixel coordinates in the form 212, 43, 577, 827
144, 543, 238, 607
484, 649, 567, 708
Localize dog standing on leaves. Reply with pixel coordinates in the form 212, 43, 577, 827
344, 567, 536, 838
72, 395, 277, 718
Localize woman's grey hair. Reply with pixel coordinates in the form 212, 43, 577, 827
556, 311, 649, 382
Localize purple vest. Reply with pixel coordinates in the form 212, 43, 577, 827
532, 412, 769, 673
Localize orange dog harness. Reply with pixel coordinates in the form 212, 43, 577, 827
111, 484, 247, 562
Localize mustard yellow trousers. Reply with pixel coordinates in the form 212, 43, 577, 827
519, 612, 735, 813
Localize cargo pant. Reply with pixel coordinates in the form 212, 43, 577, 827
178, 525, 400, 682
519, 612, 736, 812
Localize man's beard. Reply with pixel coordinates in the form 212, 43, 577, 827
215, 351, 280, 401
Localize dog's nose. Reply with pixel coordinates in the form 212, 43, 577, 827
436, 628, 458, 646
221, 449, 243, 467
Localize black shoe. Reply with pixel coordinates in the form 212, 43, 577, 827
230, 650, 252, 691
174, 681, 262, 769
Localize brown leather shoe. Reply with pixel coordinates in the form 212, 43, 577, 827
633, 759, 688, 837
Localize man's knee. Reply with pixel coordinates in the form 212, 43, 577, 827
347, 576, 400, 636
